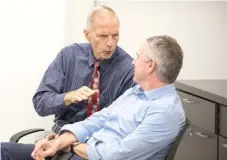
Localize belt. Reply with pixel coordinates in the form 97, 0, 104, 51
51, 123, 62, 133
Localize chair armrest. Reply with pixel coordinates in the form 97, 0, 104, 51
10, 128, 45, 143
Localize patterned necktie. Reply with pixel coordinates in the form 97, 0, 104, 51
87, 62, 100, 116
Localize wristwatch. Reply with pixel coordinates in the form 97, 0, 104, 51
70, 142, 82, 153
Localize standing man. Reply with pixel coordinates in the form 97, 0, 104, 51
33, 5, 134, 133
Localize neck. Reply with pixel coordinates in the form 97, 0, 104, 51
139, 78, 168, 91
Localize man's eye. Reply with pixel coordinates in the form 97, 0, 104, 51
100, 35, 107, 38
113, 34, 118, 38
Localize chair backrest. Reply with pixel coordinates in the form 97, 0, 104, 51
165, 118, 189, 160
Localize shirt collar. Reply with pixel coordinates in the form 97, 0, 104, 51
87, 45, 118, 72
132, 83, 176, 100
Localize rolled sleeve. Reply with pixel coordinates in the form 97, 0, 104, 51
59, 123, 90, 142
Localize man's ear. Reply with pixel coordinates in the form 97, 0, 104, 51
148, 60, 156, 74
84, 29, 91, 42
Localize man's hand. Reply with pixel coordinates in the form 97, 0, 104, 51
31, 139, 60, 160
45, 133, 58, 141
45, 133, 71, 152
73, 143, 89, 160
32, 131, 78, 159
64, 86, 98, 106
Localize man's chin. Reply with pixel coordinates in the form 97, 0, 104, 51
100, 55, 112, 60
98, 57, 107, 61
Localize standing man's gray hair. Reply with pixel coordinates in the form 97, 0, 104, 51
86, 5, 119, 29
145, 35, 183, 83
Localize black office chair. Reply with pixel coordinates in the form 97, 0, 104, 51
10, 119, 189, 160
10, 128, 45, 143
165, 118, 189, 160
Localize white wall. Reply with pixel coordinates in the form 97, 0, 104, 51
97, 1, 227, 79
65, 0, 94, 45
0, 0, 65, 141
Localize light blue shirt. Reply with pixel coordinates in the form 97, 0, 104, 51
60, 84, 185, 160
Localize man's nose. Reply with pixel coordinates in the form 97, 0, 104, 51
106, 36, 114, 47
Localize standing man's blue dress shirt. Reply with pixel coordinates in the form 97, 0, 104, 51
60, 84, 186, 160
32, 43, 135, 126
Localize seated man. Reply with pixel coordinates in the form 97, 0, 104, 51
1, 35, 185, 160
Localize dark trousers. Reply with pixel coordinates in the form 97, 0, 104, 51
1, 142, 83, 160
1, 142, 35, 160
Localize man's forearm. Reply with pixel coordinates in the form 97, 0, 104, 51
53, 131, 78, 150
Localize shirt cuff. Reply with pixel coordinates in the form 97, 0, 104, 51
49, 93, 67, 115
59, 123, 90, 143
54, 93, 67, 107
